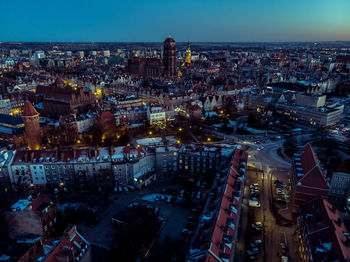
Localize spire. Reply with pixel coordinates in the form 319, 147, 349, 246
187, 41, 191, 51
22, 101, 39, 117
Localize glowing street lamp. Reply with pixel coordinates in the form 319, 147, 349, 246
207, 137, 211, 142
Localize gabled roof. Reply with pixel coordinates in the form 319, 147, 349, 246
44, 225, 89, 262
22, 101, 39, 117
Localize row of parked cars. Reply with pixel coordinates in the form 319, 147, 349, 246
181, 206, 203, 242
249, 183, 261, 208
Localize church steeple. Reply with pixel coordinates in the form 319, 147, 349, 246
185, 41, 191, 66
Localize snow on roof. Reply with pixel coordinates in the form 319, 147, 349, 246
136, 137, 163, 146
11, 196, 32, 211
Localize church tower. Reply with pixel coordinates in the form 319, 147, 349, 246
163, 37, 176, 76
22, 101, 41, 150
185, 41, 191, 66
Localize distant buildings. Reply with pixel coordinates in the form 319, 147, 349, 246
36, 78, 95, 118
127, 37, 177, 77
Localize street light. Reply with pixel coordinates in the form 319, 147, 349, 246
177, 140, 181, 144
178, 127, 183, 132
207, 137, 211, 142
149, 131, 153, 135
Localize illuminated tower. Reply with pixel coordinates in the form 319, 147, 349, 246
185, 41, 191, 66
22, 101, 41, 150
163, 37, 176, 76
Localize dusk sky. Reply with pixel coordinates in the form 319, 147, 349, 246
1, 0, 349, 42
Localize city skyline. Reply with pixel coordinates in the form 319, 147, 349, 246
1, 0, 350, 42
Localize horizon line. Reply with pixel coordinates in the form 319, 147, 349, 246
1, 40, 350, 44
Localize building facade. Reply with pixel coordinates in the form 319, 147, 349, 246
163, 37, 176, 76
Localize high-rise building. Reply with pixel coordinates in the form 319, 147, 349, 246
163, 37, 176, 76
22, 101, 41, 150
185, 41, 191, 66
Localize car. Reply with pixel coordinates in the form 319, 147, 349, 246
250, 197, 259, 202
123, 187, 129, 191
281, 256, 288, 262
167, 195, 172, 203
155, 207, 160, 216
118, 186, 123, 192
252, 222, 263, 229
281, 243, 288, 254
251, 239, 263, 247
180, 189, 185, 197
249, 200, 261, 207
155, 194, 161, 201
127, 185, 135, 191
247, 247, 260, 255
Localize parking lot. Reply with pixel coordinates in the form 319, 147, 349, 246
243, 168, 295, 262
75, 180, 211, 260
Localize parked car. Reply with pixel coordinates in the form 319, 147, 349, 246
180, 189, 185, 197
127, 185, 135, 191
252, 222, 263, 229
281, 243, 288, 255
251, 239, 263, 247
249, 200, 261, 207
155, 207, 160, 216
247, 247, 260, 255
281, 256, 288, 262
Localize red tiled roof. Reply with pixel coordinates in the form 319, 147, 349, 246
98, 111, 115, 124
294, 144, 329, 206
22, 101, 39, 117
206, 150, 247, 261
44, 225, 89, 262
